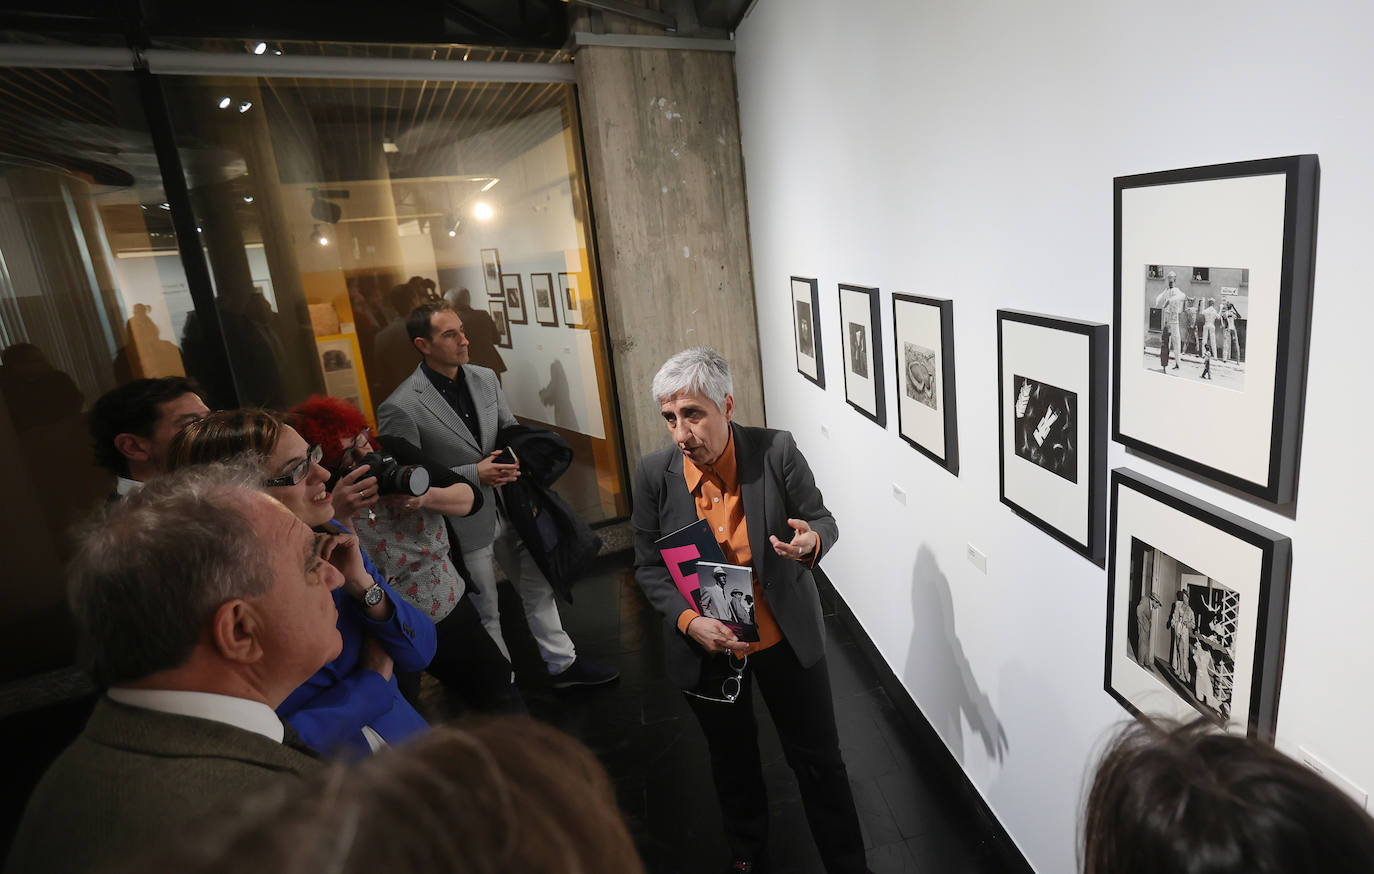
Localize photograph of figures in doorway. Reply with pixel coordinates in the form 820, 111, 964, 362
848, 321, 869, 378
1141, 264, 1248, 391
1125, 536, 1239, 723
796, 299, 815, 359
1012, 375, 1077, 483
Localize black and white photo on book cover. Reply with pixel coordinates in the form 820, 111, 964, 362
1114, 155, 1319, 503
693, 562, 759, 642
1105, 468, 1291, 741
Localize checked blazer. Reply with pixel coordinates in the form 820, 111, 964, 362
377, 363, 515, 551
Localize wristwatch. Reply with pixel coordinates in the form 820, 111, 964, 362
361, 584, 385, 608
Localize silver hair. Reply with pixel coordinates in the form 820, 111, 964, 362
67, 460, 276, 687
651, 346, 733, 409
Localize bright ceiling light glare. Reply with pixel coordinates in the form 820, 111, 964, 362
238, 101, 253, 113
242, 194, 255, 203
480, 178, 499, 192
217, 96, 232, 109
382, 138, 399, 154
253, 41, 267, 55
312, 224, 329, 247
447, 229, 457, 237
473, 202, 493, 221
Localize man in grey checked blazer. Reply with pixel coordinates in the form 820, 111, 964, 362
377, 301, 617, 688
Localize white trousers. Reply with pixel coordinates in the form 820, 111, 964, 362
462, 511, 577, 674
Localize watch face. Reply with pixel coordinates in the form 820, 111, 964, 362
364, 585, 384, 607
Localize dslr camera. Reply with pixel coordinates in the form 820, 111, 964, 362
332, 450, 430, 497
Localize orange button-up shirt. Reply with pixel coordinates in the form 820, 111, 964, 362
676, 429, 785, 653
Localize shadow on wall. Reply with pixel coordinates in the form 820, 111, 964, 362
905, 544, 1009, 765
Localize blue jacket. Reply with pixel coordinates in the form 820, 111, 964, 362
277, 526, 436, 758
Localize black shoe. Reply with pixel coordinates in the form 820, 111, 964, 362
726, 862, 765, 873
550, 657, 620, 688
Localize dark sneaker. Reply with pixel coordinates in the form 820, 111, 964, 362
550, 657, 620, 688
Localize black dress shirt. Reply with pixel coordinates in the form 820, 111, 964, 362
421, 362, 481, 444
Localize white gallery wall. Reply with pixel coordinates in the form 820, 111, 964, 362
734, 1, 1374, 871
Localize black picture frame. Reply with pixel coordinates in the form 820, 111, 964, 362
1113, 155, 1319, 504
480, 248, 503, 298
997, 309, 1108, 564
1104, 468, 1291, 741
558, 271, 586, 328
838, 283, 885, 428
892, 293, 959, 475
791, 275, 824, 388
489, 298, 512, 349
530, 272, 557, 327
501, 273, 527, 325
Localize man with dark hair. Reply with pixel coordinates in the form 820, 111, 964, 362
88, 377, 207, 497
444, 287, 505, 382
5, 463, 340, 874
379, 302, 617, 689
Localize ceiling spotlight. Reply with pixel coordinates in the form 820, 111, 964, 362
159, 202, 170, 210
242, 194, 255, 203
238, 101, 253, 113
312, 224, 329, 246
480, 178, 499, 192
217, 96, 231, 109
253, 41, 267, 55
473, 202, 493, 221
382, 138, 399, 154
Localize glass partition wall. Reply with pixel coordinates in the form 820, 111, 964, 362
0, 49, 627, 682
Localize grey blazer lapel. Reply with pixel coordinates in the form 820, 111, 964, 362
735, 424, 770, 578
662, 450, 697, 532
414, 372, 481, 453
464, 366, 497, 451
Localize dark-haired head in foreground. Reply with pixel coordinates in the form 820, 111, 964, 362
128, 717, 645, 874
1082, 718, 1374, 874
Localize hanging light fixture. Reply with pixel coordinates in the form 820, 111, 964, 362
312, 224, 329, 246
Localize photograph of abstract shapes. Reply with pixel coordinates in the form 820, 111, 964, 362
1012, 375, 1077, 484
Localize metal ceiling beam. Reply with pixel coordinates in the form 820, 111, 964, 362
566, 0, 675, 30
0, 45, 135, 70
142, 50, 575, 83
572, 31, 733, 51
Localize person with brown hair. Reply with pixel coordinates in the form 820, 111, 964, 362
167, 409, 436, 758
1081, 718, 1374, 874
125, 717, 645, 874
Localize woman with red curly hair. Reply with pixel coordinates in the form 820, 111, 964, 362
289, 395, 522, 715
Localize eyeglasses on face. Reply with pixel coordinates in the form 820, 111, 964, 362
264, 443, 323, 488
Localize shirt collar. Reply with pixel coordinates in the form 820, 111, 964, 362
115, 476, 143, 497
683, 426, 737, 493
421, 361, 464, 391
105, 688, 284, 743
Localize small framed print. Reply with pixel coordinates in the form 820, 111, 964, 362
892, 294, 958, 475
839, 284, 884, 427
501, 273, 527, 325
481, 248, 503, 298
998, 309, 1108, 564
530, 272, 557, 326
558, 272, 587, 328
1114, 155, 1319, 503
791, 276, 824, 388
1105, 468, 1291, 741
489, 298, 512, 349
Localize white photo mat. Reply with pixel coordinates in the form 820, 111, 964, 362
1001, 319, 1091, 547
1118, 174, 1285, 486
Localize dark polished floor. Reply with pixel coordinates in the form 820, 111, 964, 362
415, 554, 1012, 874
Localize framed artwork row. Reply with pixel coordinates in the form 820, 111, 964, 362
1113, 154, 1319, 504
1104, 468, 1290, 740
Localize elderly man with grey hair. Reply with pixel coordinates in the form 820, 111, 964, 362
5, 463, 345, 874
632, 347, 869, 874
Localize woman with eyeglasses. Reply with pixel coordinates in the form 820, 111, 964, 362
286, 395, 523, 716
167, 409, 436, 758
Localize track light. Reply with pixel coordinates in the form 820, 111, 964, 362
242, 194, 254, 203
238, 101, 253, 113
473, 202, 493, 221
312, 224, 329, 246
253, 41, 267, 55
480, 178, 499, 192
217, 96, 231, 109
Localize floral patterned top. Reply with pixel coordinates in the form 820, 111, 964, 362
354, 504, 463, 623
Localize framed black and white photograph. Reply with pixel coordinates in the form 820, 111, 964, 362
558, 272, 587, 328
501, 273, 527, 325
892, 294, 958, 475
1114, 155, 1319, 503
480, 248, 503, 298
791, 276, 824, 388
1105, 468, 1291, 740
489, 298, 512, 349
839, 284, 884, 427
530, 272, 557, 327
998, 309, 1108, 563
